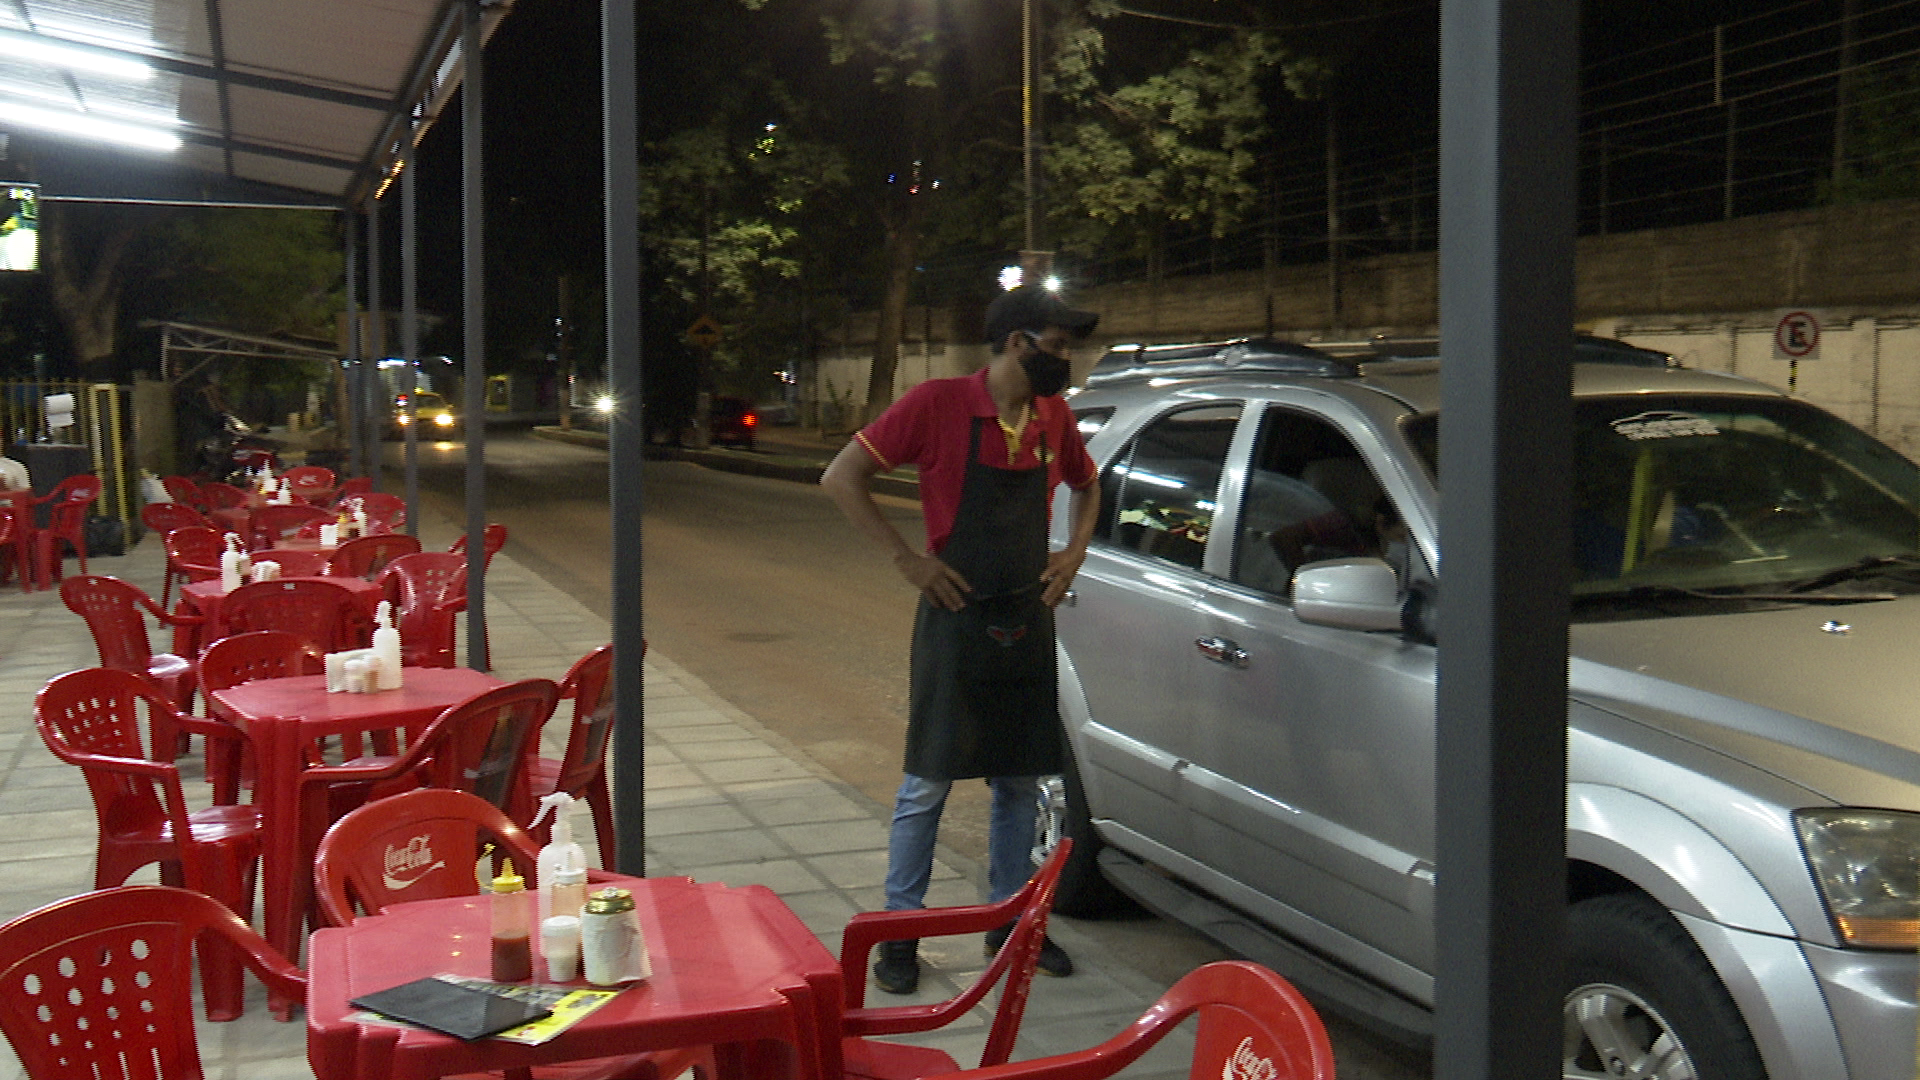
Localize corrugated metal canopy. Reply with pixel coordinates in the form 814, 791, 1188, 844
0, 0, 511, 207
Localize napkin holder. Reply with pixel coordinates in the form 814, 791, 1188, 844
249, 560, 281, 584
325, 648, 399, 693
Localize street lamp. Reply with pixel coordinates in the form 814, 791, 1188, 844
1018, 0, 1052, 287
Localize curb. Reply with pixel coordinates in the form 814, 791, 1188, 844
531, 426, 921, 501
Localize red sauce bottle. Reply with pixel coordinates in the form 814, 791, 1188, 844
489, 859, 533, 983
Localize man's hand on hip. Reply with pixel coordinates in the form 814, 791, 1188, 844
896, 552, 972, 611
1041, 548, 1085, 607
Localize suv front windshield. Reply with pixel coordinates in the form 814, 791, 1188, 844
1404, 395, 1920, 600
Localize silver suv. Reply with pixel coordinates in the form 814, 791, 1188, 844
1048, 339, 1920, 1080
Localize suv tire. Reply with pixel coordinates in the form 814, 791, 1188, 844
1051, 732, 1132, 917
1565, 893, 1766, 1080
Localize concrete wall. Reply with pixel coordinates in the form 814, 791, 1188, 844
810, 197, 1920, 448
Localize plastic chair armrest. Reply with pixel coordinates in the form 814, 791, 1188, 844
177, 714, 246, 743
839, 893, 1024, 977
49, 748, 178, 779
202, 897, 310, 999
153, 606, 207, 629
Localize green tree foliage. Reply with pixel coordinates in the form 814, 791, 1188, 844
641, 76, 850, 404
1048, 24, 1284, 267
1825, 60, 1920, 204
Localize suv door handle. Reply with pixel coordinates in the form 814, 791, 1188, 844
1195, 637, 1249, 668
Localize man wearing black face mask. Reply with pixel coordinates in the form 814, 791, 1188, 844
821, 286, 1102, 994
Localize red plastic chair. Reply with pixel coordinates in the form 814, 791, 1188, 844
313, 787, 543, 927
248, 503, 329, 551
200, 480, 250, 510
449, 522, 509, 568
34, 671, 267, 1022
222, 577, 374, 653
161, 525, 225, 608
837, 841, 1073, 1080
283, 464, 338, 505
60, 575, 205, 742
332, 475, 373, 507
195, 631, 328, 805
141, 500, 211, 539
0, 511, 14, 590
293, 679, 559, 936
526, 644, 620, 854
919, 961, 1334, 1080
253, 548, 332, 577
162, 474, 210, 512
353, 491, 408, 534
27, 473, 100, 588
328, 532, 422, 579
0, 886, 304, 1070
376, 551, 467, 667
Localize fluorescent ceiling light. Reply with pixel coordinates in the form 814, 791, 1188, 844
0, 29, 151, 81
0, 82, 177, 128
3, 102, 179, 151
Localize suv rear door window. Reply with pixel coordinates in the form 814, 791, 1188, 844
1099, 404, 1243, 570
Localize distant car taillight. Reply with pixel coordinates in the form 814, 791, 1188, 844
743, 413, 758, 427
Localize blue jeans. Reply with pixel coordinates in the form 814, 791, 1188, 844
884, 773, 1040, 911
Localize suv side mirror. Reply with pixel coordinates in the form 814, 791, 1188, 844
1293, 558, 1403, 632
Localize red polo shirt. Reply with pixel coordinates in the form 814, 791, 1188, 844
856, 368, 1096, 554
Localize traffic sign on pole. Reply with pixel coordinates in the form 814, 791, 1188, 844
686, 314, 722, 350
1773, 310, 1820, 361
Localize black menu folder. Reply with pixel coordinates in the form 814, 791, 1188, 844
351, 976, 552, 1041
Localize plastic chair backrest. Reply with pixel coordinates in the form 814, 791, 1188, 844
841, 840, 1074, 1069
222, 578, 370, 653
196, 630, 324, 695
35, 668, 185, 839
141, 502, 210, 538
335, 476, 373, 501
161, 475, 206, 509
328, 533, 422, 580
352, 492, 407, 533
283, 464, 336, 492
59, 574, 160, 672
45, 475, 99, 530
0, 885, 305, 1080
426, 679, 559, 811
448, 523, 508, 566
929, 962, 1334, 1080
313, 788, 540, 928
553, 645, 615, 795
200, 482, 249, 510
377, 552, 467, 664
250, 504, 328, 548
164, 526, 225, 574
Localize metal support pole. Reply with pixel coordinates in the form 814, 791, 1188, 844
1723, 98, 1737, 222
461, 0, 489, 671
1435, 2, 1577, 1080
403, 149, 420, 536
343, 213, 362, 478
605, 0, 646, 876
366, 199, 384, 491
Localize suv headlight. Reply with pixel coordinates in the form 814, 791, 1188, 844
1796, 809, 1920, 948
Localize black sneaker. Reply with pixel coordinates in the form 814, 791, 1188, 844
984, 922, 1074, 978
872, 938, 920, 995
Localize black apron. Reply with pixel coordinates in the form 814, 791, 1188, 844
903, 415, 1065, 781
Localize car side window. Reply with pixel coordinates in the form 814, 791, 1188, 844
1232, 407, 1399, 598
1098, 404, 1243, 571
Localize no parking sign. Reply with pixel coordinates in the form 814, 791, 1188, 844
1773, 310, 1821, 361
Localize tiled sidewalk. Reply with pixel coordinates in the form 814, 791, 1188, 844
0, 511, 1197, 1080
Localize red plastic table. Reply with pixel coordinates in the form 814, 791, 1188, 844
307, 877, 844, 1080
175, 575, 384, 655
209, 667, 506, 1012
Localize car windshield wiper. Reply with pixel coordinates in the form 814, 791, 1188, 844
1573, 582, 1897, 609
1784, 555, 1920, 594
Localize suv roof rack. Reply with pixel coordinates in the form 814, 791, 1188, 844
1085, 338, 1357, 386
1310, 332, 1680, 368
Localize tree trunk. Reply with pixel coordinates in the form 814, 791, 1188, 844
864, 194, 924, 422
42, 204, 135, 374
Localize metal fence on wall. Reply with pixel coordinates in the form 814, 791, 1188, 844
2, 381, 137, 526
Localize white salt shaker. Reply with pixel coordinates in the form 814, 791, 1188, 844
542, 916, 581, 982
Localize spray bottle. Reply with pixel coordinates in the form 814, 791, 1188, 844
370, 600, 404, 690
531, 792, 590, 934
220, 533, 247, 592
